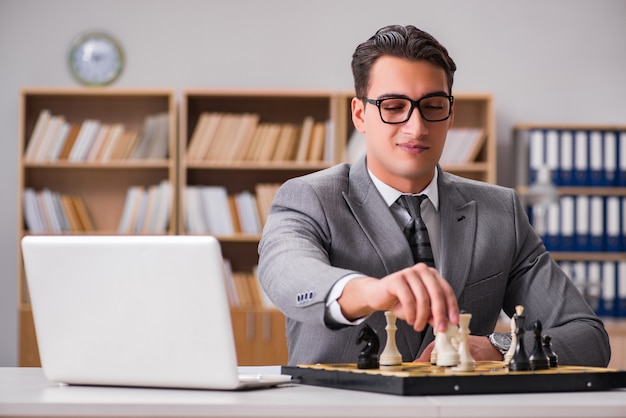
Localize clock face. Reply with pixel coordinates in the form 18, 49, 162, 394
69, 32, 124, 86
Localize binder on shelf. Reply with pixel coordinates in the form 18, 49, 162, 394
545, 130, 560, 186
559, 130, 575, 186
528, 129, 545, 185
571, 261, 588, 299
545, 202, 561, 251
618, 261, 626, 317
589, 196, 604, 252
588, 130, 604, 187
619, 131, 626, 187
603, 131, 618, 186
586, 261, 602, 315
575, 195, 590, 251
574, 130, 589, 186
599, 261, 617, 317
605, 196, 621, 252
560, 196, 575, 251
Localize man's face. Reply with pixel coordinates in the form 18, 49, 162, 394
352, 56, 453, 193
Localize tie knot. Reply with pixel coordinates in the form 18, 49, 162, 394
398, 195, 427, 219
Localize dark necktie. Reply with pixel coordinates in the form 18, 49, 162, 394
398, 195, 435, 267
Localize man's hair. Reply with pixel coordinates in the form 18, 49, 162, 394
351, 25, 457, 98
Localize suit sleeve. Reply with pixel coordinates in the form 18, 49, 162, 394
258, 177, 358, 326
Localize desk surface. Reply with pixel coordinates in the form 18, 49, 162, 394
2, 367, 626, 418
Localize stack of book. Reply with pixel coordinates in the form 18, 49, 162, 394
184, 183, 280, 235
186, 112, 331, 163
23, 110, 170, 162
22, 188, 94, 233
117, 181, 173, 234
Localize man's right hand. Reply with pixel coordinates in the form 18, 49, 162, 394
337, 263, 459, 333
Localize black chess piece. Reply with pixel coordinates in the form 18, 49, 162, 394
542, 334, 558, 367
508, 313, 530, 371
356, 324, 380, 369
529, 320, 550, 370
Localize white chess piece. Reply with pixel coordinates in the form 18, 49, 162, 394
504, 315, 517, 364
430, 327, 438, 365
452, 313, 475, 372
504, 305, 524, 364
380, 311, 402, 370
435, 322, 460, 367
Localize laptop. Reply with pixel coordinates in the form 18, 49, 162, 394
21, 234, 291, 390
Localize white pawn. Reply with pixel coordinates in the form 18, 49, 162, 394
504, 305, 524, 364
435, 322, 460, 367
380, 311, 402, 370
452, 313, 475, 372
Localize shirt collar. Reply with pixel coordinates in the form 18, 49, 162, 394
368, 168, 440, 212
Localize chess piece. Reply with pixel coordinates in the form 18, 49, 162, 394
503, 306, 522, 364
380, 311, 402, 370
435, 322, 460, 367
508, 309, 530, 371
356, 324, 380, 369
542, 334, 558, 367
452, 312, 475, 372
430, 327, 438, 365
529, 320, 550, 370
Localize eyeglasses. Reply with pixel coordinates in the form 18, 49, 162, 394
362, 94, 454, 124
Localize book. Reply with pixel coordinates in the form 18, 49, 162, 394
34, 116, 65, 162
186, 112, 211, 160
307, 122, 327, 161
143, 113, 170, 159
272, 124, 298, 161
97, 124, 125, 161
223, 113, 260, 162
45, 120, 71, 162
69, 119, 101, 162
256, 123, 282, 162
57, 123, 82, 160
234, 191, 262, 234
24, 110, 52, 161
70, 195, 95, 231
85, 124, 111, 162
196, 113, 223, 161
22, 188, 45, 233
295, 116, 315, 162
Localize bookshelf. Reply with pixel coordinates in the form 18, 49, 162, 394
514, 123, 626, 369
18, 88, 177, 366
179, 89, 341, 365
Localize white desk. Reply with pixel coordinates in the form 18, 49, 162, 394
2, 367, 626, 418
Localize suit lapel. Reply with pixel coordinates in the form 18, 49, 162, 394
437, 169, 476, 299
342, 157, 414, 275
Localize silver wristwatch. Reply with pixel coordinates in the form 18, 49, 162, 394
488, 332, 512, 355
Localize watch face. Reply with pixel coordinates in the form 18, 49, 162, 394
69, 32, 124, 86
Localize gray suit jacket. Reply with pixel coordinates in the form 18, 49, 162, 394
258, 157, 610, 367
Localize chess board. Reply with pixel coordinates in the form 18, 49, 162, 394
282, 361, 626, 396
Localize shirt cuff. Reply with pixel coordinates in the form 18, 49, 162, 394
324, 273, 369, 326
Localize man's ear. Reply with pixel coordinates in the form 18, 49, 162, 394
351, 97, 366, 133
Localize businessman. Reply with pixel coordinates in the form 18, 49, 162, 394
258, 24, 610, 367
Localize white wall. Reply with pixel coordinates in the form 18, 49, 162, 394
1, 0, 625, 366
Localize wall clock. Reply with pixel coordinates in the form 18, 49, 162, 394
68, 32, 124, 86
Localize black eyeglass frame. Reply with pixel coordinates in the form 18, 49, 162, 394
361, 94, 454, 124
